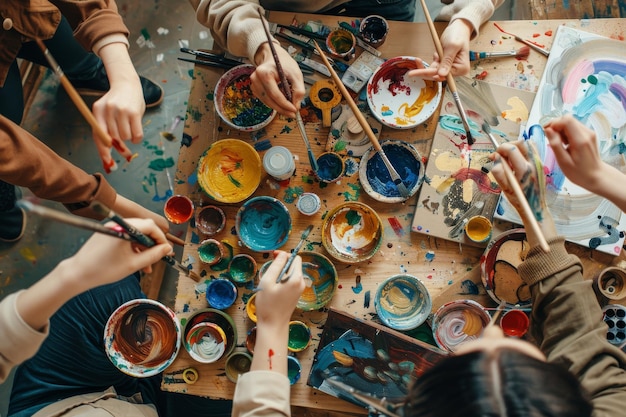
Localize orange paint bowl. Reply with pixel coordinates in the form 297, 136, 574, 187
164, 195, 194, 224
104, 299, 181, 377
366, 56, 442, 129
500, 309, 530, 337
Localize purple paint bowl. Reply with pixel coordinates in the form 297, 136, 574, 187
196, 205, 226, 236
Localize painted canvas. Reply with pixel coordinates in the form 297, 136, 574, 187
495, 26, 626, 255
411, 79, 536, 247
307, 309, 447, 414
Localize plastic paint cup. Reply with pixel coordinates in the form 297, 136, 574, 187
198, 239, 226, 265
263, 146, 295, 181
287, 356, 302, 385
205, 279, 238, 310
597, 267, 626, 300
465, 215, 493, 243
359, 15, 389, 48
500, 309, 529, 337
164, 195, 194, 224
297, 192, 321, 216
225, 350, 252, 383
195, 205, 226, 236
245, 326, 257, 354
228, 254, 258, 284
287, 320, 311, 353
316, 152, 344, 183
325, 29, 356, 59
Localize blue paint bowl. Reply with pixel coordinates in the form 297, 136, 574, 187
316, 152, 344, 183
359, 140, 424, 203
287, 355, 302, 385
206, 278, 238, 310
374, 274, 432, 331
235, 196, 292, 252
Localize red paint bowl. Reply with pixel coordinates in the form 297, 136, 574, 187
164, 195, 194, 224
500, 309, 530, 337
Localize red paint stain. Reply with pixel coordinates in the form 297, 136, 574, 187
338, 284, 343, 289
545, 30, 553, 36
475, 71, 488, 80
268, 348, 274, 370
387, 217, 405, 237
532, 33, 541, 38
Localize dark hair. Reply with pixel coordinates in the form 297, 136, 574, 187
403, 348, 592, 417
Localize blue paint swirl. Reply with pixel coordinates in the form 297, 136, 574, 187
206, 279, 237, 310
236, 197, 291, 251
365, 143, 421, 197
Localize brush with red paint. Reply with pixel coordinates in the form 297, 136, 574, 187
493, 23, 550, 56
469, 46, 530, 61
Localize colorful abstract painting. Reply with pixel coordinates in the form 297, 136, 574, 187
495, 26, 626, 255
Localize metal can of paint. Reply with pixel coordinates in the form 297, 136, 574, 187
263, 146, 295, 181
297, 192, 321, 216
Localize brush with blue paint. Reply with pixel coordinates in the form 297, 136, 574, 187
276, 225, 314, 284
469, 46, 530, 61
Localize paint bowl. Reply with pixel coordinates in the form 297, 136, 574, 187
480, 229, 532, 308
164, 195, 194, 224
228, 253, 258, 284
184, 322, 227, 363
465, 215, 493, 243
500, 309, 530, 337
287, 355, 302, 385
359, 15, 389, 48
321, 201, 383, 264
195, 205, 226, 236
325, 29, 356, 59
184, 308, 237, 362
316, 152, 344, 183
215, 64, 276, 131
597, 267, 626, 300
603, 304, 626, 346
235, 196, 292, 252
288, 320, 312, 352
374, 274, 432, 331
104, 299, 181, 377
245, 326, 257, 354
197, 138, 262, 204
359, 140, 425, 203
246, 292, 258, 323
205, 278, 238, 310
198, 238, 227, 265
431, 299, 491, 352
366, 56, 442, 129
298, 251, 339, 310
225, 350, 253, 383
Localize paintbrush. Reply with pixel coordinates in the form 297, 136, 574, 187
469, 46, 530, 61
258, 11, 319, 173
417, 0, 474, 146
180, 47, 243, 67
493, 23, 550, 57
312, 41, 410, 198
36, 40, 135, 173
325, 378, 402, 417
90, 201, 202, 281
276, 225, 313, 283
482, 122, 549, 252
177, 57, 236, 70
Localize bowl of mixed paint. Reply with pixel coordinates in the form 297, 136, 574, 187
431, 299, 491, 352
480, 229, 532, 308
183, 308, 237, 363
197, 138, 262, 204
359, 140, 424, 202
297, 251, 339, 311
321, 201, 383, 264
366, 56, 442, 129
374, 274, 432, 331
235, 196, 292, 252
215, 64, 276, 131
104, 299, 181, 377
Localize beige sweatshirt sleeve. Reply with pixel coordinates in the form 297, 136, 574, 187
437, 0, 505, 38
0, 291, 49, 383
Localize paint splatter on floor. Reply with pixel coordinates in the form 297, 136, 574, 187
425, 251, 435, 262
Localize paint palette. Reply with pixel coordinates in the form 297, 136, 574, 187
235, 196, 292, 252
297, 251, 339, 311
366, 56, 442, 129
374, 274, 432, 331
215, 64, 276, 131
197, 138, 262, 203
321, 201, 383, 263
359, 140, 424, 203
104, 299, 181, 378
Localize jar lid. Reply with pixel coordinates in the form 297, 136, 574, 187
297, 193, 321, 216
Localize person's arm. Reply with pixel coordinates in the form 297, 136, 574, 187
192, 0, 304, 117
0, 218, 172, 383
491, 141, 626, 415
544, 114, 626, 213
409, 0, 504, 80
232, 250, 305, 417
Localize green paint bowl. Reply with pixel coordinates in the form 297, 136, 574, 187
287, 320, 311, 352
198, 239, 226, 265
228, 253, 258, 284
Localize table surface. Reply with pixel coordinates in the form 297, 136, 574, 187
162, 12, 626, 414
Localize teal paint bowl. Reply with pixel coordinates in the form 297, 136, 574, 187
287, 356, 302, 385
235, 196, 292, 252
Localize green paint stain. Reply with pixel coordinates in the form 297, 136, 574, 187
587, 75, 598, 85
346, 210, 361, 226
284, 186, 304, 203
342, 183, 360, 201
210, 242, 233, 271
140, 28, 151, 40
188, 107, 202, 122
148, 157, 175, 171
334, 141, 347, 152
330, 128, 341, 139
228, 174, 242, 188
280, 125, 293, 134
206, 91, 214, 101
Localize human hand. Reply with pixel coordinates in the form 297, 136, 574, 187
251, 42, 305, 118
407, 19, 472, 81
112, 194, 169, 233
255, 251, 305, 328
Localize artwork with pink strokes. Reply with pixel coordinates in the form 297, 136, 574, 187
495, 25, 626, 256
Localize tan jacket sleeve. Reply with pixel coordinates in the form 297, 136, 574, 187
232, 370, 291, 417
437, 0, 505, 38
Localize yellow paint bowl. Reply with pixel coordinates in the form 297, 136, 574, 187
321, 201, 383, 264
197, 139, 261, 203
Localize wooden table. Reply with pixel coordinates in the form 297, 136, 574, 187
162, 12, 626, 414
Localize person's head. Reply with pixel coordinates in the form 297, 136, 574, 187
403, 325, 593, 417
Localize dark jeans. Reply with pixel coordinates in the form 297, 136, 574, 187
7, 275, 232, 417
324, 0, 416, 22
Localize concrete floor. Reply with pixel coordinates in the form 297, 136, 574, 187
0, 1, 516, 415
